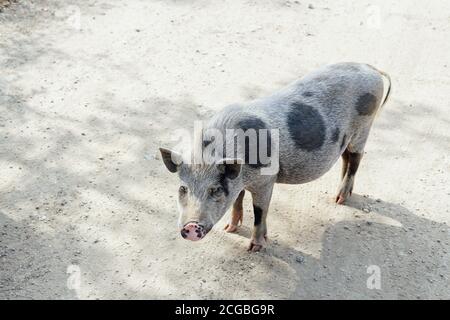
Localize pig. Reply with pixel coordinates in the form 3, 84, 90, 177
160, 62, 391, 251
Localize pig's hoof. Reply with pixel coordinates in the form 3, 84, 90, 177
335, 194, 347, 204
247, 236, 267, 252
335, 191, 352, 204
248, 243, 264, 252
224, 223, 238, 233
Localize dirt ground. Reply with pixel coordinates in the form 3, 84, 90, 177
0, 0, 449, 300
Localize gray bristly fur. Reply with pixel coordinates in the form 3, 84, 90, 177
160, 62, 391, 250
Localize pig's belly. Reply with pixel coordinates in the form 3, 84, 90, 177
275, 146, 343, 184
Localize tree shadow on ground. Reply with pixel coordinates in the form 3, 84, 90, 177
0, 210, 79, 299
268, 195, 450, 299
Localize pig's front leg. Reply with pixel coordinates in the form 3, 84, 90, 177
224, 190, 245, 233
248, 183, 274, 252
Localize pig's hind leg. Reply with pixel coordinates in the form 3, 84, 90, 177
335, 124, 371, 204
336, 149, 362, 204
224, 190, 245, 233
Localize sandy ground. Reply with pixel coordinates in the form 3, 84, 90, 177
0, 0, 449, 300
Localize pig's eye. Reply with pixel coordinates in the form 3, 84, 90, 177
179, 186, 188, 195
208, 186, 224, 197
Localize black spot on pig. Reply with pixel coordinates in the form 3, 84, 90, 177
253, 205, 263, 226
218, 173, 229, 196
287, 102, 326, 151
234, 117, 271, 168
347, 152, 362, 176
331, 127, 340, 143
340, 134, 347, 150
356, 93, 378, 115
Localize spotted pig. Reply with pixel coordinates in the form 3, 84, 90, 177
160, 62, 392, 251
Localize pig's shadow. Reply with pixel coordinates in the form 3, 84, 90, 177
0, 211, 78, 299
257, 194, 449, 299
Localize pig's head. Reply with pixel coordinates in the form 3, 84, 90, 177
159, 148, 243, 241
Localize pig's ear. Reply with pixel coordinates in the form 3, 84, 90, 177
216, 158, 242, 180
159, 148, 182, 173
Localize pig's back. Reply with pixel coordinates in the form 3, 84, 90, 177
208, 62, 384, 185
253, 62, 384, 183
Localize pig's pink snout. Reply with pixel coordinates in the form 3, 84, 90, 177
180, 222, 205, 241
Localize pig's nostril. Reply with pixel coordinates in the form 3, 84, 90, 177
180, 229, 188, 238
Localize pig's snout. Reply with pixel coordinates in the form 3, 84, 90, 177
180, 222, 206, 241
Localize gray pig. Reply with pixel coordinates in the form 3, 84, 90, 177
160, 62, 391, 251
